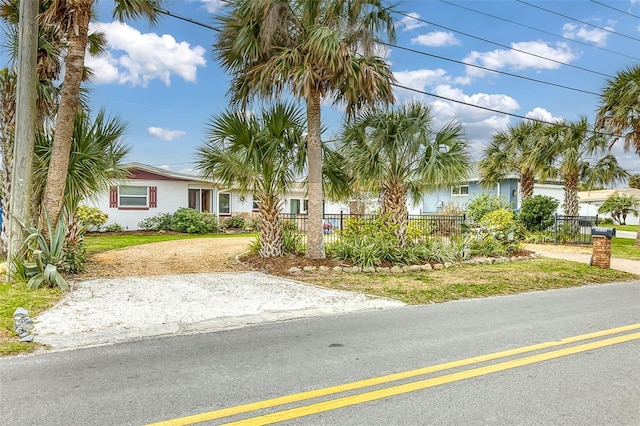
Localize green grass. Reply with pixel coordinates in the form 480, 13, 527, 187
298, 258, 638, 305
600, 224, 638, 232
0, 282, 62, 356
611, 238, 640, 261
84, 232, 258, 255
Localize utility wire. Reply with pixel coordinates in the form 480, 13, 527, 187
381, 41, 600, 96
393, 82, 622, 138
590, 0, 640, 19
393, 10, 614, 79
517, 0, 640, 43
153, 7, 623, 138
439, 0, 640, 61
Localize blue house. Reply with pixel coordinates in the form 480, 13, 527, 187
422, 165, 563, 214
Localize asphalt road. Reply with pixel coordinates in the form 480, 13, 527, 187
2, 281, 639, 425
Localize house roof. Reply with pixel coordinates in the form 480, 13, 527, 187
125, 162, 214, 185
578, 188, 640, 203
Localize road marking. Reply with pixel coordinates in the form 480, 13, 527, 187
147, 323, 640, 426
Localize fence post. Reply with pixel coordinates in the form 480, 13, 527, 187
554, 213, 558, 245
340, 210, 343, 231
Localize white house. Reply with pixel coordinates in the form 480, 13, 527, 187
578, 188, 640, 225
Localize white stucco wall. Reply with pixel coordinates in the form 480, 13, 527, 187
531, 184, 564, 213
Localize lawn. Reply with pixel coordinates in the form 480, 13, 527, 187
600, 224, 638, 233
84, 231, 258, 254
2, 232, 638, 357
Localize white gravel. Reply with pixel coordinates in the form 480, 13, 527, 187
33, 272, 404, 350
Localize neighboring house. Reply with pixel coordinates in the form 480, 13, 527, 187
421, 167, 564, 214
578, 188, 640, 225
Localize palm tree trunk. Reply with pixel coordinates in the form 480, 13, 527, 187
305, 91, 325, 259
635, 223, 640, 247
520, 173, 534, 201
258, 195, 283, 258
42, 2, 92, 229
564, 174, 579, 216
382, 181, 408, 247
0, 70, 16, 256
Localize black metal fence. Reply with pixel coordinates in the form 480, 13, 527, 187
552, 214, 598, 245
280, 212, 467, 244
280, 212, 599, 246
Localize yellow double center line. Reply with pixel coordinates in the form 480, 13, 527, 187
148, 323, 640, 426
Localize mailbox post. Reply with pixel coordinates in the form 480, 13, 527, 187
590, 227, 616, 269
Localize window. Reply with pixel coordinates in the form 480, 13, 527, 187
303, 199, 308, 213
451, 185, 469, 196
219, 193, 230, 215
252, 195, 260, 211
290, 199, 301, 214
189, 189, 212, 213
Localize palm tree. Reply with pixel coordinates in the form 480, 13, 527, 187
196, 102, 306, 258
340, 102, 470, 247
39, 0, 163, 230
541, 117, 628, 216
0, 68, 16, 255
479, 120, 547, 202
596, 65, 640, 155
215, 0, 396, 259
629, 174, 640, 189
32, 109, 130, 216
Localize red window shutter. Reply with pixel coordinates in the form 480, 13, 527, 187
149, 186, 157, 208
109, 186, 118, 208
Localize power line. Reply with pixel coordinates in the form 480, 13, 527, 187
590, 0, 640, 19
382, 41, 601, 96
393, 10, 614, 79
392, 82, 622, 139
517, 0, 640, 43
439, 0, 640, 61
153, 6, 623, 139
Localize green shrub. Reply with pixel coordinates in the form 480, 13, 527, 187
282, 221, 304, 254
519, 195, 559, 232
138, 212, 173, 231
224, 215, 246, 229
61, 240, 86, 274
467, 194, 511, 223
171, 208, 209, 233
202, 213, 220, 233
103, 223, 124, 232
75, 205, 108, 232
523, 230, 554, 243
468, 209, 522, 257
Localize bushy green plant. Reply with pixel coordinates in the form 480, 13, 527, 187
103, 223, 124, 232
224, 215, 246, 229
75, 205, 108, 232
282, 221, 305, 254
202, 213, 220, 233
171, 208, 209, 233
523, 230, 554, 243
17, 211, 69, 291
61, 240, 87, 273
519, 195, 559, 232
467, 194, 511, 223
478, 209, 518, 235
468, 209, 522, 257
138, 212, 173, 231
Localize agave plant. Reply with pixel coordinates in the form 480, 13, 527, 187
19, 209, 69, 291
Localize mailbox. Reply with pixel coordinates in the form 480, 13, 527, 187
591, 227, 616, 238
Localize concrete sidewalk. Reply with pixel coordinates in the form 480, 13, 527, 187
532, 250, 640, 275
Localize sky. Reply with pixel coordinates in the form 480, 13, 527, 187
4, 0, 640, 178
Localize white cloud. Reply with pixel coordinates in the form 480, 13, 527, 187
159, 164, 171, 170
411, 31, 460, 47
87, 22, 206, 87
525, 107, 563, 123
393, 68, 449, 92
463, 40, 578, 79
197, 0, 224, 13
148, 127, 187, 141
396, 12, 426, 31
562, 23, 612, 47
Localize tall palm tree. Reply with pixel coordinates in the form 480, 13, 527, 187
0, 68, 16, 255
596, 65, 640, 246
196, 102, 306, 258
629, 174, 640, 189
340, 102, 470, 247
40, 0, 163, 231
215, 0, 396, 259
541, 117, 628, 216
479, 120, 546, 202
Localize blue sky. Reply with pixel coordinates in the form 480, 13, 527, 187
5, 0, 640, 177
